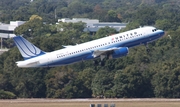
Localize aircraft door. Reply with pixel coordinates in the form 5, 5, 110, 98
47, 54, 54, 67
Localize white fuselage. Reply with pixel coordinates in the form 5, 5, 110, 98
16, 26, 164, 67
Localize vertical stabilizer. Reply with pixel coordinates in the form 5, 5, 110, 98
13, 36, 46, 60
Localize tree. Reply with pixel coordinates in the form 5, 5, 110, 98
152, 66, 180, 98
45, 66, 79, 98
67, 1, 92, 16
105, 10, 121, 22
155, 19, 171, 30
113, 65, 153, 98
29, 15, 42, 21
14, 15, 52, 37
77, 68, 96, 97
91, 69, 114, 98
93, 26, 117, 39
134, 7, 157, 25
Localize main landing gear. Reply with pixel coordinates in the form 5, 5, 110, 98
93, 54, 108, 66
93, 59, 105, 66
144, 43, 150, 53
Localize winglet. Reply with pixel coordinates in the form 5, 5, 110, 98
13, 36, 46, 60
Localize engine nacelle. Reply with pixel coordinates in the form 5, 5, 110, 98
112, 47, 129, 58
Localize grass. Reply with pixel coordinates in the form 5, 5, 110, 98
0, 99, 180, 107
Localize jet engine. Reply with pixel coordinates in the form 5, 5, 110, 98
111, 47, 129, 58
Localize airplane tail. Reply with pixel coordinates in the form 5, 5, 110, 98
13, 36, 46, 60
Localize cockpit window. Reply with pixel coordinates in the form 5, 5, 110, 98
152, 29, 157, 32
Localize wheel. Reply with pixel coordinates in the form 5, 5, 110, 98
99, 61, 105, 66
146, 49, 150, 52
93, 60, 98, 65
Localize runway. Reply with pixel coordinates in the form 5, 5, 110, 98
0, 98, 180, 103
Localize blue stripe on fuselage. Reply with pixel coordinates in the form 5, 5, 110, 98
43, 51, 93, 67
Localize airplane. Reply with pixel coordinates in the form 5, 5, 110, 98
13, 26, 165, 68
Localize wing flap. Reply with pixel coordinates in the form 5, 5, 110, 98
93, 47, 120, 57
62, 44, 78, 48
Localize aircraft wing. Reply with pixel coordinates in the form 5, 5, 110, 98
92, 47, 120, 57
62, 45, 73, 48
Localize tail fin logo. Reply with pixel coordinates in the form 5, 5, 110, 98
13, 36, 46, 60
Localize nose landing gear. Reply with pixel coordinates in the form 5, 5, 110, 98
144, 43, 150, 53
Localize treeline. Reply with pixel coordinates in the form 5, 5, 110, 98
0, 0, 174, 23
1, 0, 180, 98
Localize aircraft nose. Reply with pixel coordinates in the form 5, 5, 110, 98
160, 30, 165, 36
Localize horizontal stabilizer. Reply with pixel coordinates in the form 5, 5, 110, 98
62, 45, 74, 48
